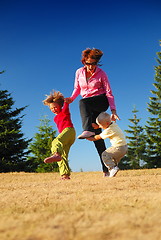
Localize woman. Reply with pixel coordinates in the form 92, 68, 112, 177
66, 48, 120, 176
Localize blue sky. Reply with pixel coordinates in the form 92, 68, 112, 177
0, 0, 161, 172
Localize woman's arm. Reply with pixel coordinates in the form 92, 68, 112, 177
70, 69, 81, 101
101, 71, 120, 121
65, 69, 81, 103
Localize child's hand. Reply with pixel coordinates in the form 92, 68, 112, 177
86, 135, 102, 141
64, 97, 73, 104
86, 137, 95, 141
92, 123, 99, 129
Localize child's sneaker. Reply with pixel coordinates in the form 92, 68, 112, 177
44, 153, 61, 163
77, 131, 95, 139
103, 172, 110, 177
61, 174, 70, 180
109, 166, 119, 177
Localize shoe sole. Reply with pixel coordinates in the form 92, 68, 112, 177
44, 156, 61, 163
77, 136, 86, 139
77, 134, 95, 139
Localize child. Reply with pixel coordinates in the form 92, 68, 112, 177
86, 112, 128, 177
43, 90, 76, 180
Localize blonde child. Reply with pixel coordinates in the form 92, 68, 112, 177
86, 112, 128, 177
43, 91, 76, 180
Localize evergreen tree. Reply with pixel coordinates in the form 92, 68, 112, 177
0, 89, 31, 172
27, 116, 59, 172
118, 156, 131, 170
124, 107, 147, 169
145, 40, 161, 167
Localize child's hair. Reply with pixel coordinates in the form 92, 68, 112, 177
43, 90, 64, 107
96, 112, 111, 128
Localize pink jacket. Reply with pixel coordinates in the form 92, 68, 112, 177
70, 66, 116, 110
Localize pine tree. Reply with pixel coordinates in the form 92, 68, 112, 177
124, 107, 147, 169
28, 116, 59, 172
0, 89, 31, 172
145, 40, 161, 168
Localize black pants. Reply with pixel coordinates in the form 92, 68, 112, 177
79, 94, 109, 172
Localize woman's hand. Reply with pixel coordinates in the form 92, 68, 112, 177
111, 110, 120, 121
64, 97, 73, 104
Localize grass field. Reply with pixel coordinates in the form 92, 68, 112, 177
0, 169, 161, 240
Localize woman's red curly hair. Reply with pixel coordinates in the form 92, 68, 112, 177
81, 48, 103, 65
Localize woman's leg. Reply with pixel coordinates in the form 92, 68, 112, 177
93, 136, 109, 172
79, 94, 109, 132
79, 98, 94, 132
79, 94, 109, 173
92, 112, 109, 173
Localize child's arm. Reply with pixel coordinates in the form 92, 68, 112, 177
86, 135, 102, 141
64, 98, 73, 104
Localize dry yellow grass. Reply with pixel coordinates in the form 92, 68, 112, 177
0, 169, 161, 240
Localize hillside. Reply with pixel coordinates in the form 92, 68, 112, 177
0, 169, 161, 240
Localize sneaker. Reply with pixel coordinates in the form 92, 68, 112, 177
44, 154, 61, 163
109, 166, 119, 177
103, 172, 110, 177
61, 174, 70, 180
77, 131, 95, 139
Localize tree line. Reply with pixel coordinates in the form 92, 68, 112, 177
0, 41, 161, 172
